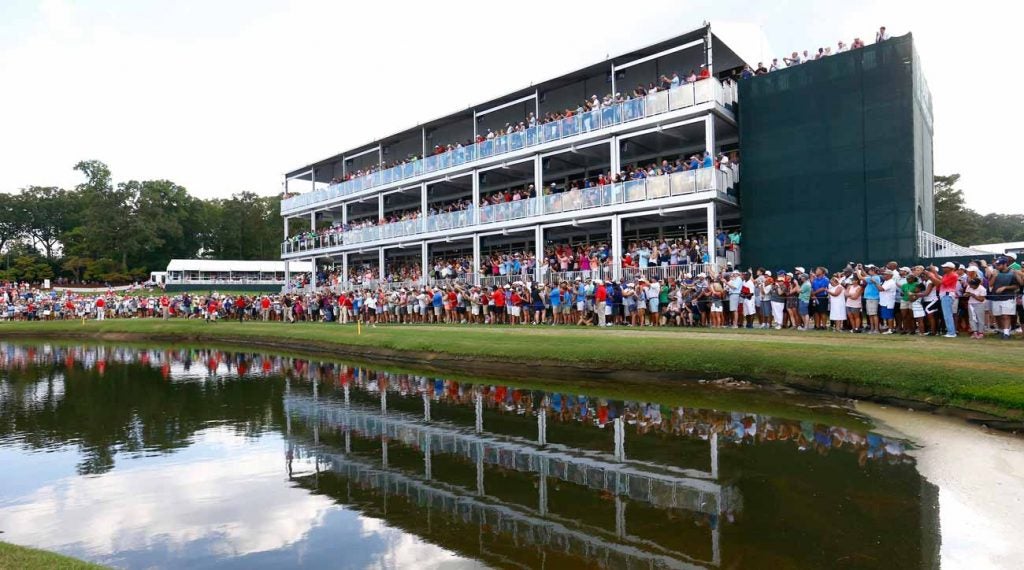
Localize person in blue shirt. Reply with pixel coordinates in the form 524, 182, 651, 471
702, 151, 714, 168
861, 266, 882, 333
688, 156, 701, 169
810, 267, 831, 330
549, 285, 562, 325
431, 289, 443, 323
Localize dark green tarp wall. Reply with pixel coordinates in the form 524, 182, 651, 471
738, 34, 933, 271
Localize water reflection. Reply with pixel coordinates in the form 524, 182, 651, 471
0, 343, 939, 569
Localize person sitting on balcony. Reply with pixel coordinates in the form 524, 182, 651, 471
852, 37, 865, 49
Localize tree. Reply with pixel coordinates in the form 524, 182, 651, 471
0, 193, 26, 254
933, 174, 1023, 246
19, 186, 78, 260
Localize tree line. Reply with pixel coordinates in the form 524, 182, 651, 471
933, 174, 1024, 246
0, 160, 303, 284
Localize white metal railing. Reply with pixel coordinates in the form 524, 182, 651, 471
917, 230, 990, 258
281, 77, 735, 214
281, 166, 738, 257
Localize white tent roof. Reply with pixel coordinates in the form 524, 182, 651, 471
166, 259, 313, 273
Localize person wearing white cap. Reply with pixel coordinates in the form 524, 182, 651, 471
988, 257, 1021, 339
878, 269, 898, 333
963, 270, 988, 339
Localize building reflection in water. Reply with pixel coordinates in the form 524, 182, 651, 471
0, 343, 940, 569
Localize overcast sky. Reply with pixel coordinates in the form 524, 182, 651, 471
0, 0, 1017, 215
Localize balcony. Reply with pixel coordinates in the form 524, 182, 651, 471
281, 166, 738, 257
281, 78, 738, 214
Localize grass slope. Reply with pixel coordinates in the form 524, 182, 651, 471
3, 319, 1023, 416
0, 542, 106, 570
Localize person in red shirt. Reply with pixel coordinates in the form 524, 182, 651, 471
594, 279, 608, 327
160, 295, 170, 320
260, 295, 271, 321
95, 296, 106, 321
206, 298, 218, 323
492, 285, 506, 324
509, 289, 522, 325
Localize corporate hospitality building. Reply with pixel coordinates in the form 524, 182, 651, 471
279, 23, 978, 289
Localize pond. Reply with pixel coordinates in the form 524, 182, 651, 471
0, 342, 1020, 569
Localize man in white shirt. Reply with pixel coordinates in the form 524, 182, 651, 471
876, 26, 890, 43
879, 270, 898, 333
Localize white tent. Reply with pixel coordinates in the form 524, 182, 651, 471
165, 259, 313, 285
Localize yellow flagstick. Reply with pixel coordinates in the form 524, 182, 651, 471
357, 319, 361, 336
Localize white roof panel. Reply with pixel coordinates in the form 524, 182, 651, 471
165, 259, 313, 273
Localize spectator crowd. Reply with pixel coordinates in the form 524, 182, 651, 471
3, 251, 1021, 340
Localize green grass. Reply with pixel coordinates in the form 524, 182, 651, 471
0, 542, 106, 569
3, 319, 1023, 418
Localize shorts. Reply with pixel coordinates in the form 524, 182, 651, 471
728, 295, 741, 310
814, 299, 829, 314
711, 299, 723, 312
577, 301, 585, 312
865, 299, 879, 316
533, 301, 544, 312
798, 300, 809, 316
472, 306, 480, 316
846, 306, 861, 316
761, 302, 772, 316
510, 306, 521, 317
624, 305, 633, 316
991, 299, 1016, 316
664, 311, 679, 320
433, 306, 442, 316
911, 303, 925, 319
648, 299, 659, 312
742, 298, 755, 314
456, 306, 466, 314
923, 299, 939, 315
880, 306, 895, 321
562, 305, 572, 315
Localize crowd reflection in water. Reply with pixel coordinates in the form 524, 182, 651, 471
1, 343, 907, 467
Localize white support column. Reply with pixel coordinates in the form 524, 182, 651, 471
613, 416, 625, 462
706, 201, 717, 267
611, 215, 623, 281
424, 436, 432, 480
378, 193, 384, 223
378, 147, 383, 167
420, 183, 428, 232
472, 234, 481, 287
342, 253, 348, 288
710, 431, 719, 479
341, 203, 348, 225
534, 89, 540, 122
538, 456, 549, 516
474, 390, 483, 434
537, 407, 547, 446
534, 225, 544, 283
471, 170, 480, 224
610, 136, 621, 175
534, 155, 544, 214
310, 256, 316, 290
284, 177, 290, 197
705, 114, 716, 162
380, 387, 387, 415
475, 442, 485, 496
423, 392, 431, 422
283, 216, 290, 240
311, 168, 316, 193
705, 23, 714, 76
615, 496, 626, 538
421, 242, 429, 285
309, 211, 316, 231
421, 127, 427, 158
610, 63, 617, 100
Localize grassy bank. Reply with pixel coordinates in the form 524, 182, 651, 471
0, 542, 105, 569
3, 319, 1023, 419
